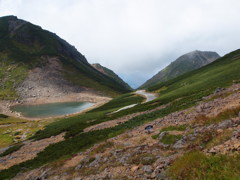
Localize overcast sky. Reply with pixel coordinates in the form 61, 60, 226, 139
1, 0, 240, 88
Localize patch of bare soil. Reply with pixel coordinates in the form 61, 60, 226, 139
0, 133, 65, 170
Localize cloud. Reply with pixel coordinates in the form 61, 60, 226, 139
1, 0, 240, 88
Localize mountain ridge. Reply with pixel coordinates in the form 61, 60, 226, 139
0, 15, 132, 101
140, 50, 220, 89
92, 63, 132, 90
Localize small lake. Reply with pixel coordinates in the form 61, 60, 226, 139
11, 102, 94, 118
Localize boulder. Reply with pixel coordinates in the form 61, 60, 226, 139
196, 105, 203, 113
142, 165, 153, 174
131, 165, 139, 172
75, 164, 83, 170
218, 120, 232, 129
159, 131, 166, 140
89, 155, 101, 167
173, 139, 186, 149
214, 87, 225, 94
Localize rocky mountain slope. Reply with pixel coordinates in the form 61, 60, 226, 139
140, 50, 220, 89
0, 15, 131, 102
92, 63, 132, 90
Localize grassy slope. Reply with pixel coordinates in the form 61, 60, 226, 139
168, 151, 240, 180
148, 49, 240, 98
0, 49, 239, 179
0, 115, 53, 148
32, 93, 144, 140
0, 53, 28, 100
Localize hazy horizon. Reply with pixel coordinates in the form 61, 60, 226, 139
1, 0, 240, 88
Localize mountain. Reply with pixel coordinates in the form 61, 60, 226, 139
92, 63, 132, 90
0, 15, 131, 100
140, 50, 220, 89
1, 48, 240, 179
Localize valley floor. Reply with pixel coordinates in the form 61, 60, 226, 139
1, 83, 239, 179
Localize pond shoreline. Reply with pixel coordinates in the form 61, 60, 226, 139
0, 92, 111, 120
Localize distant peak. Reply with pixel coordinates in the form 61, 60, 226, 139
1, 15, 18, 20
188, 50, 200, 54
185, 50, 219, 58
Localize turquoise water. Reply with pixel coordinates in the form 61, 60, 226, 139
11, 102, 94, 118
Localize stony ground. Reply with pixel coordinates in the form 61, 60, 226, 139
1, 84, 240, 179
0, 133, 65, 170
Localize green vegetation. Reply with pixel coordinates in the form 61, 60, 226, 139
0, 53, 28, 100
148, 50, 240, 100
160, 133, 182, 145
0, 116, 27, 125
0, 144, 23, 157
168, 151, 240, 180
0, 114, 8, 118
161, 125, 187, 132
151, 134, 160, 140
0, 116, 52, 148
152, 125, 186, 139
90, 93, 143, 112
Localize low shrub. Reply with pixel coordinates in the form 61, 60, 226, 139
168, 151, 240, 180
0, 114, 9, 118
160, 133, 182, 145
161, 125, 187, 132
0, 144, 23, 157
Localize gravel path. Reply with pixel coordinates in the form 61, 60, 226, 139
135, 90, 158, 102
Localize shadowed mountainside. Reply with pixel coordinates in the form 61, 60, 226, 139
0, 15, 132, 100
92, 63, 132, 90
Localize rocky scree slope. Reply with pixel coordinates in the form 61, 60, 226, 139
0, 15, 131, 101
140, 50, 220, 89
